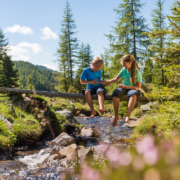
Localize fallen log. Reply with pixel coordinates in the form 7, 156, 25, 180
0, 87, 150, 101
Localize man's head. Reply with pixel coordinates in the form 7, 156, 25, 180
91, 56, 104, 72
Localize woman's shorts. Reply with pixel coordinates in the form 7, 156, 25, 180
82, 85, 107, 97
112, 88, 140, 98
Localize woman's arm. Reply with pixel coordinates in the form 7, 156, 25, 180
118, 82, 142, 90
100, 76, 120, 86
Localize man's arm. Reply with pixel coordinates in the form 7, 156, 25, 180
80, 79, 99, 85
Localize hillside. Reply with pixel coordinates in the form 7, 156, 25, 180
14, 61, 59, 91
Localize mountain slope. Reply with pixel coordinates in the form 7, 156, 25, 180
14, 61, 59, 91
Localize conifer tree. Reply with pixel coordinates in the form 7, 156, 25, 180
0, 29, 19, 88
57, 2, 78, 92
164, 1, 180, 88
74, 43, 93, 93
143, 57, 154, 83
106, 0, 149, 64
2, 54, 19, 88
0, 29, 8, 54
146, 0, 167, 86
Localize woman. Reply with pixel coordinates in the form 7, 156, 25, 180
100, 54, 142, 126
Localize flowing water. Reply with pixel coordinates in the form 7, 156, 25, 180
0, 116, 135, 180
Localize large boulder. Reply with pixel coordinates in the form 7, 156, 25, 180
48, 132, 75, 146
56, 110, 73, 118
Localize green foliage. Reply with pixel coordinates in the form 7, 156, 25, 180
14, 61, 59, 91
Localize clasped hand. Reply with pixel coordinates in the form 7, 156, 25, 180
91, 79, 99, 85
100, 80, 107, 85
118, 84, 126, 89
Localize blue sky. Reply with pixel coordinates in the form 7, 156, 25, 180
1, 0, 173, 71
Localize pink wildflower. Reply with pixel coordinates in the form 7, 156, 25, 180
81, 163, 100, 180
97, 142, 109, 154
118, 152, 132, 166
136, 134, 154, 154
105, 146, 121, 166
143, 147, 158, 165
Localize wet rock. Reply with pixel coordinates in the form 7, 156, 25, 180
48, 132, 75, 146
140, 104, 151, 111
67, 117, 78, 124
75, 136, 87, 146
122, 119, 142, 128
81, 127, 101, 138
59, 144, 77, 161
92, 128, 101, 138
56, 109, 73, 118
81, 127, 93, 137
78, 146, 93, 161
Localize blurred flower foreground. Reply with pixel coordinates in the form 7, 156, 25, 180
62, 132, 180, 180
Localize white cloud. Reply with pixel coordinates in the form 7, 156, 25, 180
6, 42, 42, 61
17, 42, 42, 54
4, 24, 33, 35
42, 64, 59, 71
41, 26, 58, 40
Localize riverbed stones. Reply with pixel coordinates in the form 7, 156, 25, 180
81, 127, 93, 137
122, 119, 142, 128
58, 144, 77, 161
55, 109, 73, 118
80, 127, 101, 138
49, 132, 75, 146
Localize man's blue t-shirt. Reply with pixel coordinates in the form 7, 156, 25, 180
80, 67, 101, 89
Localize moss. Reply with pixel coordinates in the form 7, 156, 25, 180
30, 95, 49, 104
0, 103, 15, 122
132, 113, 175, 139
0, 121, 16, 150
12, 114, 42, 143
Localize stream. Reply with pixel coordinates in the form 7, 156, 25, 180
0, 116, 135, 180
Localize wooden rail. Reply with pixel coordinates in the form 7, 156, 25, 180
0, 87, 150, 101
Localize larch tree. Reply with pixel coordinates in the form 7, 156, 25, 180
106, 0, 149, 65
146, 0, 167, 87
56, 2, 78, 92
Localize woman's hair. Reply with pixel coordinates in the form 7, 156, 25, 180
120, 54, 141, 84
